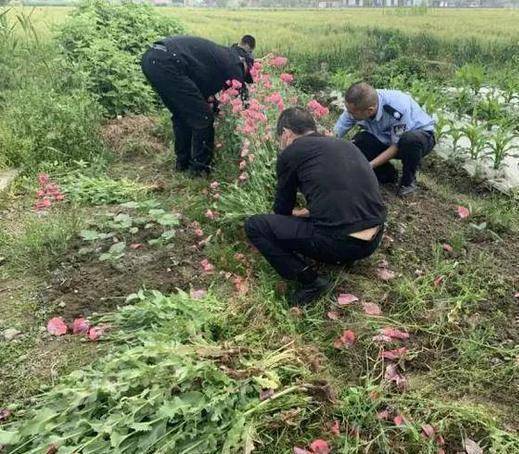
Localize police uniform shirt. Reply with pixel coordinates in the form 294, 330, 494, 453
157, 36, 248, 99
334, 90, 436, 146
274, 133, 387, 234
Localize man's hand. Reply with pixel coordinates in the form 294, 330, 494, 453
292, 208, 309, 218
370, 144, 398, 169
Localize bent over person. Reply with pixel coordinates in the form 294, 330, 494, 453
141, 35, 255, 176
335, 82, 436, 196
245, 107, 387, 306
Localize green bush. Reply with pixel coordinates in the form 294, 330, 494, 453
0, 85, 105, 169
57, 0, 185, 117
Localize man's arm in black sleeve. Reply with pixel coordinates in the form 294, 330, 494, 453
273, 154, 297, 215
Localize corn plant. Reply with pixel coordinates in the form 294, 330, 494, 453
447, 121, 465, 157
460, 120, 487, 161
474, 92, 505, 127
434, 112, 450, 142
485, 128, 519, 170
455, 63, 485, 96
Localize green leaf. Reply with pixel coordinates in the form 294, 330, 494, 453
80, 229, 101, 241
0, 430, 20, 445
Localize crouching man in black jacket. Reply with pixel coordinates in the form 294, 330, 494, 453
141, 35, 255, 175
245, 107, 387, 306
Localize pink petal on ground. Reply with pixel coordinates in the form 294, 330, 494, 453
464, 438, 484, 454
457, 206, 470, 219
309, 439, 330, 454
442, 243, 453, 253
373, 334, 393, 343
0, 408, 12, 422
436, 435, 445, 446
129, 243, 143, 250
362, 302, 382, 316
330, 419, 340, 436
205, 209, 216, 220
293, 448, 311, 454
393, 414, 406, 426
259, 388, 274, 401
327, 311, 340, 320
200, 259, 215, 273
194, 228, 204, 238
334, 329, 356, 349
514, 291, 519, 299
190, 289, 207, 300
376, 267, 396, 281
377, 409, 391, 420
383, 363, 407, 390
47, 317, 68, 336
434, 276, 444, 287
421, 424, 435, 439
289, 307, 303, 317
380, 327, 410, 340
381, 347, 408, 360
72, 318, 90, 335
88, 326, 105, 341
337, 293, 358, 306
233, 275, 249, 295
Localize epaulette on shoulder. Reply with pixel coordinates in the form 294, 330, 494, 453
383, 104, 403, 120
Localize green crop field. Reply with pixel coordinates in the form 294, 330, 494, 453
1, 3, 518, 454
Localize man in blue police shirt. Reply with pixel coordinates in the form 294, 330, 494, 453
335, 82, 436, 196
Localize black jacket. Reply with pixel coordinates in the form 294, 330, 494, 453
274, 133, 386, 234
157, 36, 248, 98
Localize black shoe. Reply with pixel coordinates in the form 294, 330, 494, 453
292, 277, 332, 307
397, 180, 418, 197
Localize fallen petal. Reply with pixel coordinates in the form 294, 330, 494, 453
259, 388, 274, 401
362, 302, 382, 316
434, 276, 444, 287
72, 318, 90, 335
289, 307, 303, 317
464, 438, 484, 454
421, 424, 435, 439
309, 439, 330, 454
327, 311, 340, 320
380, 327, 410, 340
0, 408, 12, 422
377, 409, 391, 420
293, 448, 311, 454
436, 435, 445, 446
330, 419, 340, 436
381, 347, 408, 360
442, 243, 453, 253
129, 243, 143, 250
200, 259, 215, 273
337, 293, 358, 306
334, 329, 356, 348
376, 267, 396, 281
393, 414, 406, 426
233, 275, 249, 295
457, 206, 470, 219
190, 289, 207, 300
88, 326, 105, 341
47, 317, 68, 336
373, 334, 393, 343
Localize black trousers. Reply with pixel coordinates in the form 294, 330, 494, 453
244, 214, 383, 281
141, 47, 214, 172
353, 130, 435, 186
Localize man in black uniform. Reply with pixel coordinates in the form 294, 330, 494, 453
141, 35, 255, 175
245, 107, 387, 306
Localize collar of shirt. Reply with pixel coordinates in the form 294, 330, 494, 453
374, 92, 384, 122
